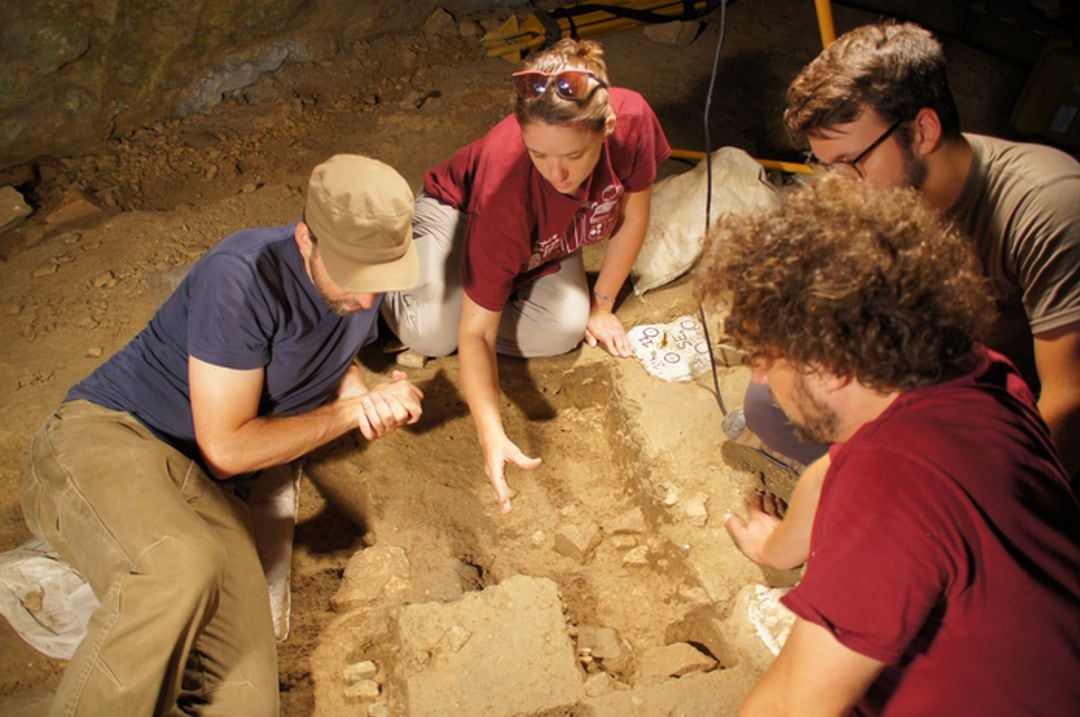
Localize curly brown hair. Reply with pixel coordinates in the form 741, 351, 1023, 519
512, 38, 615, 134
785, 22, 961, 142
695, 174, 994, 392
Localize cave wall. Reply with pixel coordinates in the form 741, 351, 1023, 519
0, 0, 497, 172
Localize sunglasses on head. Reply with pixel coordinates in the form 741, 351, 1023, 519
511, 69, 608, 101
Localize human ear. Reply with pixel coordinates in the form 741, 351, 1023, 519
294, 221, 314, 258
911, 107, 943, 157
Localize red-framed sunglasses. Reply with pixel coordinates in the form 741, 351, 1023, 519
511, 69, 609, 101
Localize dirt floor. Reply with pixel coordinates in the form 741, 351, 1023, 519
0, 1, 1032, 714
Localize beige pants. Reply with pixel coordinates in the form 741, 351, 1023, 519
21, 400, 279, 717
381, 193, 591, 358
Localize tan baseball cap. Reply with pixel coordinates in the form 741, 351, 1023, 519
304, 154, 418, 293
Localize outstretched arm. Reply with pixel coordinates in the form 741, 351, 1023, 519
190, 357, 422, 479
1034, 322, 1080, 476
723, 454, 829, 570
458, 294, 542, 513
739, 618, 884, 716
586, 186, 653, 358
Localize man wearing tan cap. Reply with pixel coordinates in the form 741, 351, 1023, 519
19, 154, 421, 716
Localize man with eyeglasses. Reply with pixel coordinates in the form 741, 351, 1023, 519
20, 154, 424, 715
732, 22, 1080, 494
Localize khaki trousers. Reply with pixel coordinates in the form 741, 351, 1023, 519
21, 400, 279, 717
381, 192, 591, 359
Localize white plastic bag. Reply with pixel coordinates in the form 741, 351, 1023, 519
0, 538, 98, 660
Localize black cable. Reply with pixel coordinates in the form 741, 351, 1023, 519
700, 0, 728, 417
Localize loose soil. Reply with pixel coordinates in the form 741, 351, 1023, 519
0, 1, 1030, 714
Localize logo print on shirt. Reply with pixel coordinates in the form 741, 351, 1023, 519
526, 183, 624, 270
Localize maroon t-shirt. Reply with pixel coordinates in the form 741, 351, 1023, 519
423, 87, 671, 311
783, 349, 1080, 715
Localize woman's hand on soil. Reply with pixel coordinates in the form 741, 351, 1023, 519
585, 307, 633, 358
483, 434, 542, 514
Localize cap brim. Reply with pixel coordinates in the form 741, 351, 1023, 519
319, 228, 420, 294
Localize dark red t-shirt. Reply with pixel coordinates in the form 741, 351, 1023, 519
783, 349, 1080, 715
423, 87, 671, 311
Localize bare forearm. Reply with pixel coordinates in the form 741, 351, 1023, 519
459, 331, 505, 445
763, 456, 828, 569
1039, 394, 1080, 476
202, 397, 362, 478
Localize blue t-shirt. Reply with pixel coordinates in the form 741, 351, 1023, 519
68, 223, 381, 459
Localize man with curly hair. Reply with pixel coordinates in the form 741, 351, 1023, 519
698, 175, 1079, 715
741, 22, 1080, 479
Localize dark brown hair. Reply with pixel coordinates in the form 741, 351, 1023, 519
695, 174, 994, 392
512, 38, 614, 134
785, 22, 961, 141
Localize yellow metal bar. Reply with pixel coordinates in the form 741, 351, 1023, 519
669, 148, 814, 175
814, 0, 836, 48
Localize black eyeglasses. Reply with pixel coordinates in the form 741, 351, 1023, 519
810, 119, 903, 179
511, 69, 608, 102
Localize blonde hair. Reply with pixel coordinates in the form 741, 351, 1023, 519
512, 39, 615, 134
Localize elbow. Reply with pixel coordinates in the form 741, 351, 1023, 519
196, 438, 244, 479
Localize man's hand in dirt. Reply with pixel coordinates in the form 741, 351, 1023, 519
355, 370, 423, 440
723, 491, 788, 566
483, 433, 541, 514
585, 306, 633, 358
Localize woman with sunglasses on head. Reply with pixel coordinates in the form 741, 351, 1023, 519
382, 38, 670, 514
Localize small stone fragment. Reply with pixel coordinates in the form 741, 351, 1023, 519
343, 679, 381, 702
86, 346, 103, 358
343, 660, 378, 685
639, 642, 717, 681
683, 491, 709, 527
0, 185, 32, 234
424, 8, 457, 36
396, 349, 427, 368
554, 519, 601, 563
367, 702, 391, 717
622, 545, 649, 566
605, 506, 647, 534
92, 271, 117, 289
459, 19, 481, 37
583, 670, 615, 697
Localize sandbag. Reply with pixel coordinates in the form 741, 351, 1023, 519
633, 147, 778, 295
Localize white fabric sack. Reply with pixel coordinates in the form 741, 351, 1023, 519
632, 146, 779, 295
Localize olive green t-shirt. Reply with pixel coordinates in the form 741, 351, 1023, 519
947, 134, 1080, 391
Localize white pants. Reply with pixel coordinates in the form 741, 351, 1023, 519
381, 193, 591, 358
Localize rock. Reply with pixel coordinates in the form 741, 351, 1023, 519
330, 545, 411, 613
715, 585, 796, 672
44, 190, 105, 232
609, 534, 637, 549
367, 702, 391, 717
643, 20, 702, 46
398, 575, 584, 716
32, 264, 58, 278
86, 347, 103, 358
0, 186, 32, 234
576, 624, 633, 677
424, 8, 457, 37
395, 349, 427, 368
622, 545, 649, 566
459, 19, 482, 37
581, 667, 754, 716
343, 660, 378, 684
92, 271, 117, 289
638, 642, 716, 682
584, 671, 615, 697
682, 492, 709, 527
604, 506, 647, 534
554, 519, 601, 562
343, 679, 381, 702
